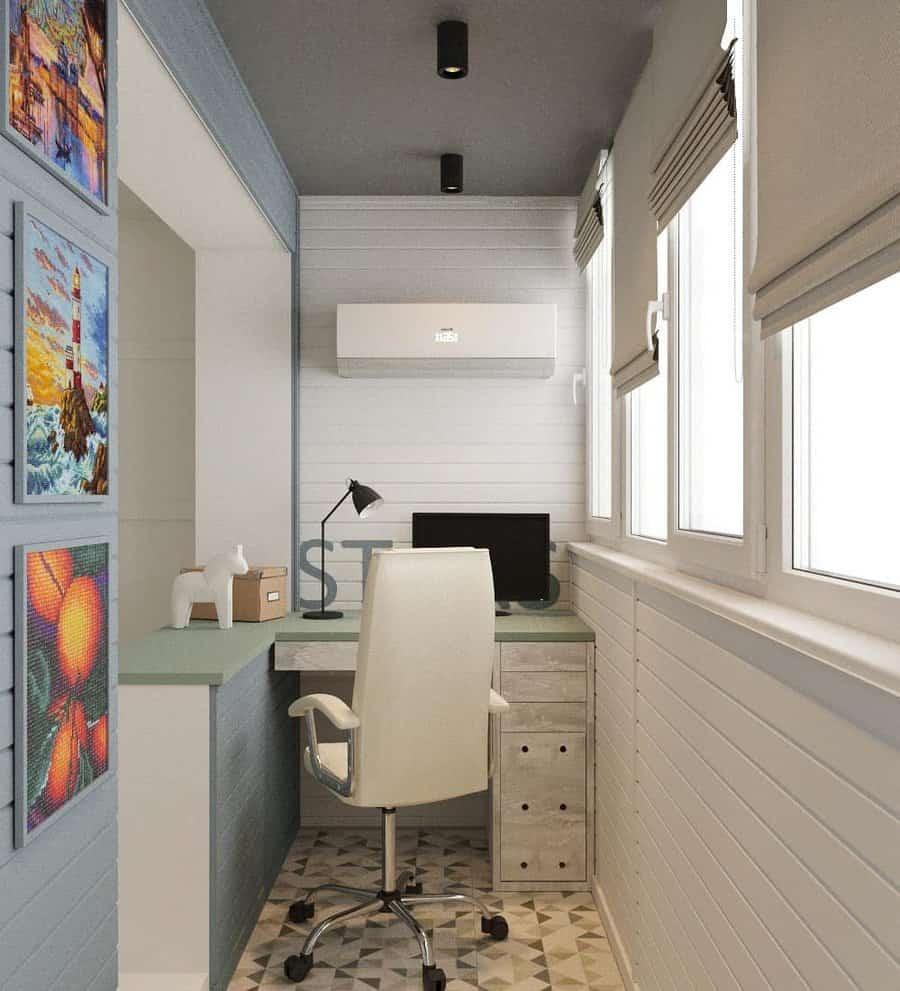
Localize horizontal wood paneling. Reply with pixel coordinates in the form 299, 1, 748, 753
571, 554, 637, 984
0, 136, 119, 989
298, 196, 586, 613
572, 546, 900, 991
210, 653, 299, 991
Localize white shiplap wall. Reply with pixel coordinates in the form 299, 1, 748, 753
298, 196, 586, 611
572, 549, 900, 991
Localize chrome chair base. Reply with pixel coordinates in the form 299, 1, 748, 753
283, 809, 508, 990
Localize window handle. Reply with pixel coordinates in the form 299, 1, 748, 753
645, 291, 670, 358
572, 367, 586, 405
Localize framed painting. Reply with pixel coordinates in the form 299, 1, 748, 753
14, 538, 110, 847
14, 200, 112, 502
3, 0, 110, 210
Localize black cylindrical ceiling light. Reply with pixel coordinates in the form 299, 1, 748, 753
440, 153, 463, 193
437, 20, 468, 78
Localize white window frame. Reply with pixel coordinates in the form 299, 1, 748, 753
764, 327, 900, 643
620, 232, 673, 566
586, 162, 620, 545
582, 0, 900, 644
666, 196, 761, 582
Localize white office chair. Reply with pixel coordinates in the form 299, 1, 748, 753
284, 547, 510, 991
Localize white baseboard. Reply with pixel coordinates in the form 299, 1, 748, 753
591, 876, 637, 991
119, 973, 208, 991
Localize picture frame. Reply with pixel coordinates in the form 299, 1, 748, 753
1, 0, 113, 213
14, 198, 114, 503
14, 537, 111, 847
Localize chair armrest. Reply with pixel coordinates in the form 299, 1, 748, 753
489, 689, 510, 714
289, 693, 360, 730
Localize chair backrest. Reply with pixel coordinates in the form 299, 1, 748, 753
350, 547, 495, 809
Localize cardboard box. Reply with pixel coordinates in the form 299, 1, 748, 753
182, 566, 288, 622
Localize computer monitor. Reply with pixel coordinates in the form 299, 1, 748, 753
411, 512, 550, 603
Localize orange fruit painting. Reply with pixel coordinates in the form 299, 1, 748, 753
21, 541, 108, 842
27, 548, 73, 623
57, 576, 103, 686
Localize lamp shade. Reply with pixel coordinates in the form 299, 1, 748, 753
437, 20, 468, 78
350, 481, 383, 518
441, 154, 463, 194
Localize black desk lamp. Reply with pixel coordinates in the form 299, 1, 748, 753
303, 478, 383, 620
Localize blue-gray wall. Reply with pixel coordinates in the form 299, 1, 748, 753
210, 655, 299, 991
0, 9, 120, 982
1, 3, 298, 988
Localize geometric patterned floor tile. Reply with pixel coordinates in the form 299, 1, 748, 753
226, 828, 625, 991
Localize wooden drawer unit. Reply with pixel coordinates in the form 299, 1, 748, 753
500, 733, 586, 817
500, 820, 586, 883
500, 670, 586, 702
491, 640, 594, 890
500, 642, 588, 672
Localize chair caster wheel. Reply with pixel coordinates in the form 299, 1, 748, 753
405, 881, 423, 895
284, 952, 313, 982
288, 900, 315, 923
481, 914, 509, 940
422, 964, 447, 990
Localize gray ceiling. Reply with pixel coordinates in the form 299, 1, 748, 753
204, 0, 658, 197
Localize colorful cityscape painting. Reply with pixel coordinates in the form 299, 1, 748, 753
7, 0, 107, 203
19, 207, 109, 499
17, 540, 109, 845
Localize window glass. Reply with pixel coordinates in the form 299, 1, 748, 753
630, 234, 668, 541
589, 212, 613, 519
676, 144, 743, 537
792, 271, 900, 591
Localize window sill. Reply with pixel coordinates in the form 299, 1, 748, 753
569, 540, 900, 700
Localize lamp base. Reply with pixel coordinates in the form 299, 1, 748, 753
302, 609, 344, 620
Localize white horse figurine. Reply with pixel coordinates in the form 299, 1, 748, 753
171, 544, 249, 630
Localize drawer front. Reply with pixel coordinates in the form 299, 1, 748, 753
501, 702, 585, 733
274, 641, 357, 671
501, 642, 588, 672
500, 819, 586, 882
500, 733, 585, 817
500, 670, 586, 703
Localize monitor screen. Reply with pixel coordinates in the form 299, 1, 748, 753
411, 512, 550, 602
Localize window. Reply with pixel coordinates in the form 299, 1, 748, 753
792, 271, 900, 592
675, 143, 743, 538
588, 204, 613, 519
629, 234, 668, 541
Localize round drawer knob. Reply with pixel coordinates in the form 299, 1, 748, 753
520, 861, 528, 870
521, 803, 529, 811
559, 803, 567, 811
521, 745, 529, 753
559, 861, 567, 869
559, 745, 567, 753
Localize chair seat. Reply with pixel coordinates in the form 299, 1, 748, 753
303, 742, 349, 783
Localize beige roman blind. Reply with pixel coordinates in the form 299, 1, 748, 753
649, 40, 736, 230
611, 64, 659, 396
750, 0, 900, 337
573, 151, 608, 270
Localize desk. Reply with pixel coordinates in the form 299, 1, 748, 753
271, 611, 596, 893
118, 611, 594, 989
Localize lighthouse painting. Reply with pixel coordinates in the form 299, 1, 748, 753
16, 202, 109, 501
6, 0, 108, 204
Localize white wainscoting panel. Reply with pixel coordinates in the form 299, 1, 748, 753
571, 558, 637, 987
299, 196, 586, 612
572, 547, 900, 991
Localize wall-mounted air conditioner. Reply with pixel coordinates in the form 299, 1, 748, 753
336, 303, 557, 378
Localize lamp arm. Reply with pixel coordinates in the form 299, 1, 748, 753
317, 484, 354, 613
321, 485, 353, 526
